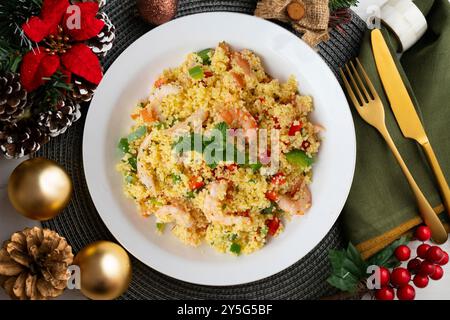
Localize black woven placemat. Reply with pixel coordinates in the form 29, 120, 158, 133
35, 0, 366, 299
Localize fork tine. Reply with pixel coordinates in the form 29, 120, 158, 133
349, 60, 370, 102
355, 58, 379, 100
339, 68, 361, 109
344, 64, 364, 105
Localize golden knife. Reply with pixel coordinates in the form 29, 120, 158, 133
371, 29, 450, 217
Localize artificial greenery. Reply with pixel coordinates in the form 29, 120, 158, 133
0, 39, 23, 73
0, 0, 74, 108
0, 0, 42, 50
329, 0, 359, 12
327, 237, 410, 293
32, 71, 74, 111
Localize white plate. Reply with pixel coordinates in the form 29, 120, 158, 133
83, 12, 356, 286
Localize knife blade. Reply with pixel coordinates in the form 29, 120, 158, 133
371, 29, 428, 144
371, 28, 450, 215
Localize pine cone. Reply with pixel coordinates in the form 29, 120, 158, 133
0, 120, 49, 159
0, 227, 74, 300
0, 72, 29, 123
38, 99, 81, 138
89, 11, 116, 57
69, 76, 96, 103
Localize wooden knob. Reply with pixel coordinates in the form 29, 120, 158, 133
287, 1, 305, 21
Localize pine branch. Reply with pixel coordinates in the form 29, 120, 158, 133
329, 0, 359, 12
0, 0, 42, 49
32, 72, 74, 112
0, 38, 24, 73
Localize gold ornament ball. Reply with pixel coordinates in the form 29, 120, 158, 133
74, 241, 132, 300
8, 158, 72, 221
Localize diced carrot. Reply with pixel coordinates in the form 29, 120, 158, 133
140, 108, 157, 123
131, 113, 139, 120
154, 78, 166, 88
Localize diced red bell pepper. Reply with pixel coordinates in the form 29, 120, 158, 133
301, 140, 311, 150
204, 71, 213, 78
272, 117, 281, 129
236, 210, 250, 217
265, 190, 278, 201
271, 172, 286, 186
189, 176, 205, 190
288, 121, 303, 136
266, 217, 280, 236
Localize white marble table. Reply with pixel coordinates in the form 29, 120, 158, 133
1, 0, 449, 300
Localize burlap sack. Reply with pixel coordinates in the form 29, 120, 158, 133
255, 0, 330, 47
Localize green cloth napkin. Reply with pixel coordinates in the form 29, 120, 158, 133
342, 0, 450, 258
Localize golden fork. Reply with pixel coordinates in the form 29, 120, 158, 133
340, 59, 448, 244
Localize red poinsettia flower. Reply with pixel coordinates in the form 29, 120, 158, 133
20, 0, 105, 91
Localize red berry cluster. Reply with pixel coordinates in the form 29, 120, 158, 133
375, 226, 448, 300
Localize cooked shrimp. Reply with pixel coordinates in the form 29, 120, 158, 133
145, 84, 181, 122
314, 124, 325, 134
137, 134, 157, 193
277, 183, 312, 215
220, 106, 257, 131
202, 180, 249, 226
231, 72, 246, 88
218, 42, 232, 58
155, 204, 194, 228
233, 52, 252, 76
167, 107, 209, 136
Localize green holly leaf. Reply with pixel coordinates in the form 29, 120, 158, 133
369, 236, 410, 268
346, 242, 367, 277
327, 242, 367, 293
327, 274, 359, 293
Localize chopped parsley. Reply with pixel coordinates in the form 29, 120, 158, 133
118, 138, 129, 153
196, 48, 213, 65
128, 156, 137, 171
186, 191, 196, 199
171, 174, 181, 184
228, 233, 238, 241
230, 243, 241, 255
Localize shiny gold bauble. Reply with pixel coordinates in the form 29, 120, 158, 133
74, 241, 132, 300
8, 158, 72, 221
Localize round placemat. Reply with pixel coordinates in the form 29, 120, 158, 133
35, 0, 366, 299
